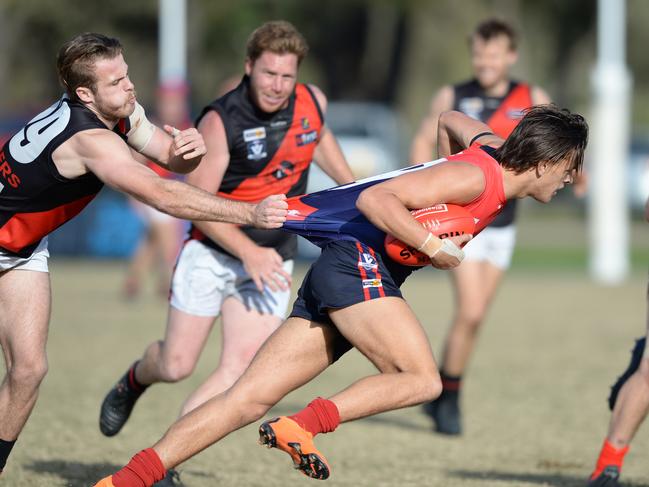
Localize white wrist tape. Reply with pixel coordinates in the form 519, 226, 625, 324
430, 238, 465, 262
416, 233, 433, 252
126, 102, 155, 152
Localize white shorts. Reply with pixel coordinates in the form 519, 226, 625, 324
463, 224, 517, 270
170, 239, 294, 318
0, 238, 50, 273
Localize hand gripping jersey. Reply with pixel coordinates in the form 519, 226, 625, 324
0, 97, 137, 257
454, 79, 533, 227
191, 76, 324, 260
283, 144, 506, 282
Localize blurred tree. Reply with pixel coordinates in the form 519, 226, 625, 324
2, 0, 649, 137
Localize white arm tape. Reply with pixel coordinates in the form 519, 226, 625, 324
430, 238, 465, 262
126, 102, 156, 152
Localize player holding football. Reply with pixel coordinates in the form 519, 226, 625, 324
0, 32, 287, 476
410, 18, 552, 435
586, 196, 649, 487
94, 104, 587, 486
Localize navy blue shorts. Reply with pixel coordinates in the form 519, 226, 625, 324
290, 240, 403, 326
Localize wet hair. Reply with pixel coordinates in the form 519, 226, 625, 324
57, 33, 123, 102
494, 105, 589, 174
246, 20, 309, 65
471, 18, 518, 51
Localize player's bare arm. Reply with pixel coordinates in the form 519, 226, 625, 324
187, 110, 291, 291
410, 86, 454, 163
125, 102, 206, 174
437, 110, 503, 158
53, 129, 286, 227
356, 162, 481, 268
309, 85, 355, 185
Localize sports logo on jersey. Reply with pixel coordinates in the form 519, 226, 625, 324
358, 252, 378, 271
273, 161, 295, 180
362, 278, 383, 288
301, 117, 310, 129
243, 127, 266, 142
246, 139, 267, 160
458, 97, 484, 120
296, 130, 318, 147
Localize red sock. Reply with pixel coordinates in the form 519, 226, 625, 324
289, 397, 340, 436
112, 448, 166, 487
590, 439, 629, 479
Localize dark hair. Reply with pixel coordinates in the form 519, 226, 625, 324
472, 18, 518, 50
246, 20, 309, 65
494, 105, 588, 174
57, 33, 123, 102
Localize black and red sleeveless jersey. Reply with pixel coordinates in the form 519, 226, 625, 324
0, 96, 129, 257
453, 79, 533, 227
192, 76, 324, 260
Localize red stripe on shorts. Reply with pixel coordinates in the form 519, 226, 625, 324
355, 242, 371, 301
367, 246, 385, 297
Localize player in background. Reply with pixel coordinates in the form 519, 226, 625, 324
586, 196, 649, 487
0, 32, 287, 477
93, 105, 588, 487
98, 21, 354, 485
410, 18, 553, 435
122, 83, 190, 300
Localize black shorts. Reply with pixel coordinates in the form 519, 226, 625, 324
290, 240, 403, 326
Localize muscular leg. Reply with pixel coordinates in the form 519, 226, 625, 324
442, 260, 504, 375
588, 281, 649, 484
135, 307, 216, 385
606, 285, 649, 448
152, 316, 338, 468
0, 269, 50, 454
326, 297, 441, 421
607, 358, 649, 447
179, 297, 282, 415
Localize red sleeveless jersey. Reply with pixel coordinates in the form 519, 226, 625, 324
445, 144, 506, 235
190, 77, 324, 260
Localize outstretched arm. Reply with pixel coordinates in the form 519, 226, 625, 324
71, 129, 286, 227
186, 111, 291, 292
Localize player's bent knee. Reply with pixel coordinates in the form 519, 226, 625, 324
422, 374, 443, 403
8, 359, 49, 388
456, 310, 485, 331
408, 370, 442, 404
231, 393, 273, 423
159, 356, 195, 383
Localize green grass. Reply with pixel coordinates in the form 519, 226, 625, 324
1, 257, 649, 486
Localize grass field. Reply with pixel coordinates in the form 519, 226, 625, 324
3, 212, 649, 487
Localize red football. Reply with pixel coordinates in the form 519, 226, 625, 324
384, 204, 475, 266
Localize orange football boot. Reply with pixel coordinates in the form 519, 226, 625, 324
258, 416, 330, 479
93, 476, 116, 487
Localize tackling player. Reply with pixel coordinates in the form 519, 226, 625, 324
93, 104, 587, 486
0, 32, 286, 476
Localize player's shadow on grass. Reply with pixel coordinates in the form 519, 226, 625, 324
24, 459, 122, 487
25, 459, 218, 486
449, 469, 649, 487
